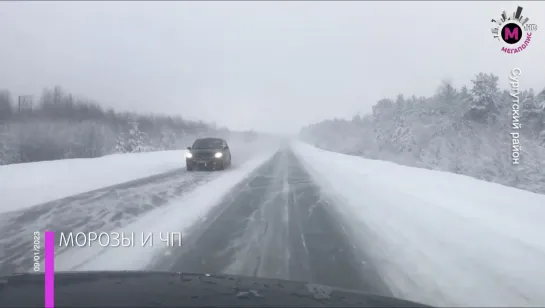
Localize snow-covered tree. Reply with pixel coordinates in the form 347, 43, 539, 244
121, 118, 152, 153
372, 98, 396, 151
160, 129, 177, 150
467, 73, 500, 122
299, 72, 545, 195
0, 124, 18, 165
0, 90, 13, 121
0, 85, 222, 165
115, 131, 128, 153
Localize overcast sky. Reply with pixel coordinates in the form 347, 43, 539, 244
1, 1, 544, 133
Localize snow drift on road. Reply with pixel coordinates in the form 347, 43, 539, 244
53, 153, 276, 272
293, 141, 545, 307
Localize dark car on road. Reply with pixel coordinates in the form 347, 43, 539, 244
186, 138, 232, 171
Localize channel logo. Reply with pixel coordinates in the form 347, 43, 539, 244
490, 6, 538, 54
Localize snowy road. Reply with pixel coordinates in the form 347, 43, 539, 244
2, 141, 545, 307
150, 149, 391, 296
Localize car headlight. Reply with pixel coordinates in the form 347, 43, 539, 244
186, 152, 193, 158
214, 152, 223, 158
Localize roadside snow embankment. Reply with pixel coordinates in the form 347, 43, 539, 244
0, 150, 188, 214
53, 153, 275, 272
293, 141, 545, 307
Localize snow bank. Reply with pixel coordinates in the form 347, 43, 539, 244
0, 150, 189, 214
53, 153, 276, 272
293, 141, 545, 307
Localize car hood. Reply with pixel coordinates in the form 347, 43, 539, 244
0, 271, 431, 307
